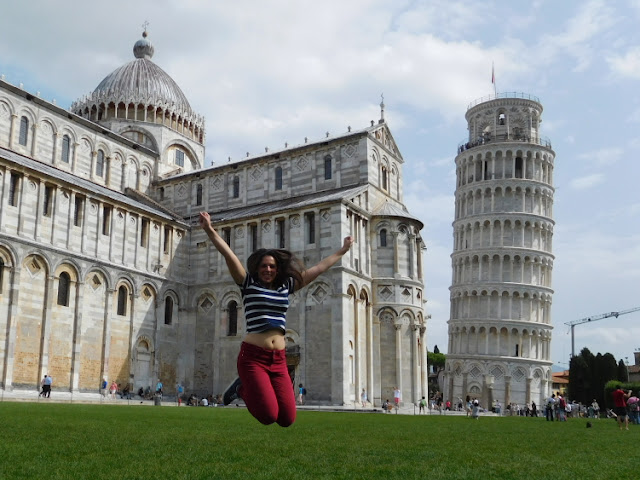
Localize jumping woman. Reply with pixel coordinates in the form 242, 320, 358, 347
199, 211, 353, 427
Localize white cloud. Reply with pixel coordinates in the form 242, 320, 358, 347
577, 147, 624, 168
569, 173, 604, 190
534, 0, 617, 71
607, 47, 640, 79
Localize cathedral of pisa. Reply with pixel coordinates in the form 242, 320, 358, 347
0, 31, 427, 406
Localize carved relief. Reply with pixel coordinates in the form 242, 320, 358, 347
379, 286, 393, 301
296, 156, 309, 171
211, 175, 223, 191
342, 143, 357, 158
250, 166, 263, 182
311, 285, 328, 304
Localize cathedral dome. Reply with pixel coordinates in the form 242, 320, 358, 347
92, 31, 193, 116
71, 31, 205, 145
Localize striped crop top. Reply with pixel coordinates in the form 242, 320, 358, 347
240, 274, 296, 334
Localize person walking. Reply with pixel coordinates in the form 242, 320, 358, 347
419, 396, 427, 414
176, 383, 184, 406
39, 375, 47, 397
361, 388, 368, 408
545, 393, 556, 421
42, 375, 52, 398
297, 384, 305, 405
201, 211, 353, 427
612, 386, 631, 431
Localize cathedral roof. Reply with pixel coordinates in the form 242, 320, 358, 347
1, 146, 188, 226
203, 185, 369, 224
373, 200, 423, 227
71, 31, 201, 125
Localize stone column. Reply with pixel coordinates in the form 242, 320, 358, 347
1, 263, 21, 389
101, 288, 114, 384
420, 326, 427, 401
461, 372, 468, 402
408, 233, 416, 279
392, 232, 399, 277
39, 274, 56, 381
34, 179, 44, 241
109, 208, 116, 263
89, 151, 97, 181
394, 323, 402, 404
67, 191, 75, 250
52, 132, 60, 166
504, 375, 512, 407
412, 324, 420, 403
8, 114, 17, 149
366, 301, 374, 406
71, 143, 79, 172
17, 174, 29, 237
0, 169, 9, 229
70, 278, 84, 392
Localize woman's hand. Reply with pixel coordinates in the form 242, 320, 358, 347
199, 211, 212, 230
342, 236, 354, 253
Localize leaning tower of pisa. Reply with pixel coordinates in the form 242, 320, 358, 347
444, 93, 555, 410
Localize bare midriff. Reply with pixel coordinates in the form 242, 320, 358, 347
244, 329, 286, 350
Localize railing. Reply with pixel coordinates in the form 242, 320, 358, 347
457, 133, 552, 154
467, 92, 540, 110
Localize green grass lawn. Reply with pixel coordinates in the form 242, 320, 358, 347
0, 402, 634, 480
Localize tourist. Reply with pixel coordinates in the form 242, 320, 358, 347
393, 387, 401, 408
612, 386, 631, 430
545, 393, 556, 421
200, 211, 353, 427
42, 375, 52, 398
627, 392, 639, 425
471, 399, 480, 419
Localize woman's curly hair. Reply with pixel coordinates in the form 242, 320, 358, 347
246, 249, 304, 287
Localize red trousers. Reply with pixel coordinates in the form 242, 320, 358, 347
237, 342, 296, 427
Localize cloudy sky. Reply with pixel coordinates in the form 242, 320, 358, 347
2, 0, 639, 369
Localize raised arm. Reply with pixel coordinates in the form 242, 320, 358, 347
199, 212, 246, 284
299, 236, 354, 288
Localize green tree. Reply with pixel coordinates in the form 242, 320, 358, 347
568, 348, 627, 409
617, 359, 629, 383
427, 352, 446, 373
427, 351, 446, 396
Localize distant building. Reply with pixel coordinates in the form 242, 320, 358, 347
444, 93, 555, 408
627, 351, 640, 383
0, 31, 427, 405
551, 370, 569, 397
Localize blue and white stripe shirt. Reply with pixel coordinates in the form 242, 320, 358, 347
241, 274, 295, 334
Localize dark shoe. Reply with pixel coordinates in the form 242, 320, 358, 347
223, 377, 242, 405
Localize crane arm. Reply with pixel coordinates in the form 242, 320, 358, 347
565, 306, 640, 358
565, 306, 640, 327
